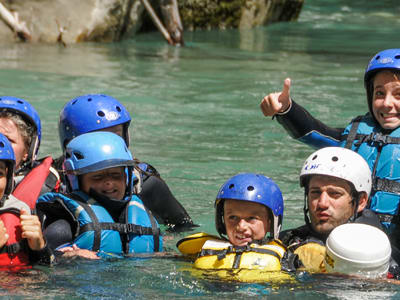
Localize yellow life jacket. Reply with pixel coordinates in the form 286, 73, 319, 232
177, 233, 294, 283
194, 238, 285, 271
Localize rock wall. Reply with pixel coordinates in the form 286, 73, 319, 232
0, 0, 303, 43
179, 0, 304, 31
0, 0, 144, 43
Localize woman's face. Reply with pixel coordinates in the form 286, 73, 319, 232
372, 70, 400, 130
0, 118, 28, 169
80, 166, 126, 200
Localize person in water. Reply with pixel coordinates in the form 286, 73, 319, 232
177, 173, 297, 274
0, 133, 53, 268
0, 97, 60, 200
57, 94, 194, 230
279, 147, 383, 272
37, 132, 162, 259
260, 48, 400, 245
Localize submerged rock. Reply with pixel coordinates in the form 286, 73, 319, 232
0, 0, 303, 43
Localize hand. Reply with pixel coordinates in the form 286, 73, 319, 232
59, 244, 100, 260
0, 220, 8, 248
260, 78, 292, 116
20, 210, 45, 251
294, 242, 326, 273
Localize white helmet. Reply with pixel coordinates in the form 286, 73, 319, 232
300, 147, 372, 198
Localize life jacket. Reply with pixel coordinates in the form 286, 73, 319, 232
37, 192, 162, 254
340, 114, 400, 231
0, 195, 31, 269
195, 238, 286, 271
177, 233, 294, 283
13, 156, 60, 208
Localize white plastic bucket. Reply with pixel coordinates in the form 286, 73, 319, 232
325, 223, 391, 279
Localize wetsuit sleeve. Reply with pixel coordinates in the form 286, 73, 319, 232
275, 100, 344, 149
28, 243, 55, 266
139, 175, 195, 230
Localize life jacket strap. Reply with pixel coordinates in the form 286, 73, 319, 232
200, 245, 281, 261
80, 222, 160, 236
374, 177, 400, 194
0, 241, 27, 255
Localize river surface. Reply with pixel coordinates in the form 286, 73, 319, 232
1, 0, 400, 298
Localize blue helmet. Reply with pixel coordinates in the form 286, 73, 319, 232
0, 96, 41, 164
0, 133, 15, 203
64, 131, 134, 194
59, 94, 131, 151
364, 49, 400, 118
215, 173, 284, 240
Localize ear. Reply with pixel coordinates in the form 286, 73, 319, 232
356, 192, 368, 212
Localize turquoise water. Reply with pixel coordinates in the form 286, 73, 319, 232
1, 0, 400, 298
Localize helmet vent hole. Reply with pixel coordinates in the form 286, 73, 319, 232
0, 142, 4, 148
87, 98, 92, 102
116, 106, 121, 112
312, 155, 318, 160
72, 100, 77, 105
229, 184, 234, 189
97, 111, 105, 117
73, 152, 84, 160
17, 100, 23, 104
376, 55, 381, 60
395, 55, 400, 60
332, 156, 338, 162
247, 186, 254, 191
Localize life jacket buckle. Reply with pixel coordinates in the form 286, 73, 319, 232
369, 132, 388, 146
6, 243, 20, 255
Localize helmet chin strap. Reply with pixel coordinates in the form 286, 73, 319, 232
348, 191, 361, 223
303, 191, 311, 227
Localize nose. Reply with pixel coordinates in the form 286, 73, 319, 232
236, 218, 249, 231
317, 191, 330, 209
383, 93, 395, 108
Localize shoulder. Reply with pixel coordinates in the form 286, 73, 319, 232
3, 194, 30, 213
355, 209, 383, 230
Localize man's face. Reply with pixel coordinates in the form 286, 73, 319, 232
308, 175, 355, 236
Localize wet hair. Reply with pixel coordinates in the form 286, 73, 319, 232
0, 111, 34, 151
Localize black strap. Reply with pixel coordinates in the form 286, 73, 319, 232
199, 245, 282, 266
0, 240, 27, 255
343, 116, 362, 149
80, 222, 160, 236
77, 201, 102, 252
142, 204, 160, 252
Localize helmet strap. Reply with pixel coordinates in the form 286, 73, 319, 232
303, 190, 311, 227
349, 191, 361, 223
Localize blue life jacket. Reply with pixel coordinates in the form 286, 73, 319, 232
340, 114, 400, 232
38, 191, 162, 254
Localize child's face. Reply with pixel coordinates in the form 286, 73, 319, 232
0, 161, 7, 199
0, 118, 28, 169
80, 166, 126, 200
223, 199, 270, 246
372, 70, 400, 130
